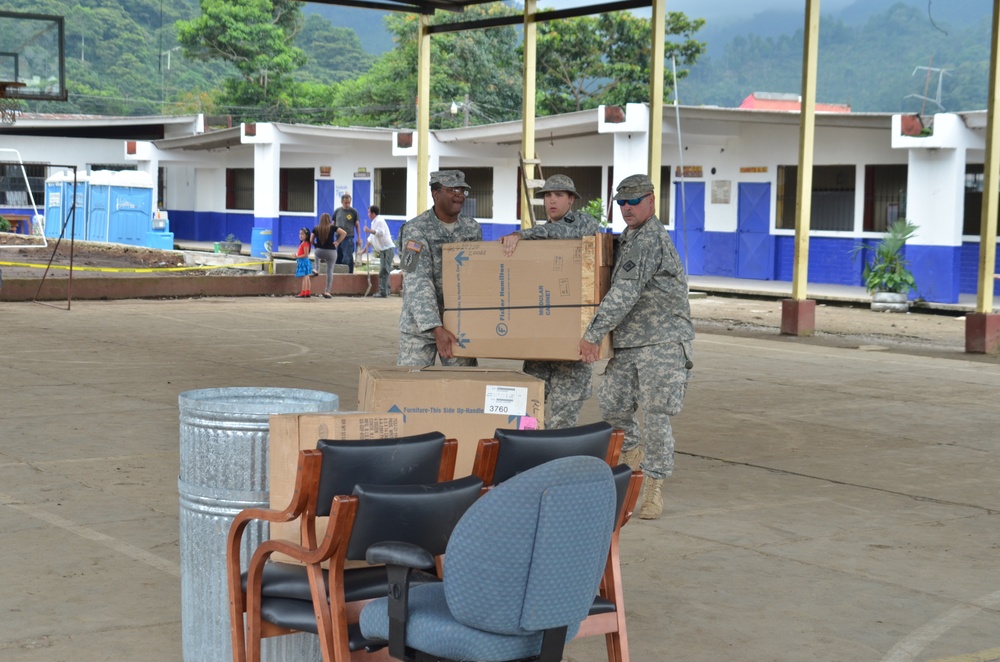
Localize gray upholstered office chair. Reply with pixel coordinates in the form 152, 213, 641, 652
358, 455, 617, 662
470, 421, 638, 662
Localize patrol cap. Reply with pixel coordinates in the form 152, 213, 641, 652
538, 174, 579, 197
613, 174, 655, 200
430, 170, 471, 189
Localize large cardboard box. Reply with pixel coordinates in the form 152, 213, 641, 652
268, 411, 405, 562
441, 233, 613, 360
357, 366, 545, 476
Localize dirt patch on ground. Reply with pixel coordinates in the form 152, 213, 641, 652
690, 295, 976, 357
1, 234, 197, 278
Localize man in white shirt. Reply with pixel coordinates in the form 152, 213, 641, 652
362, 204, 396, 298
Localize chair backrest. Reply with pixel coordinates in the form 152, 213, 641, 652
610, 464, 634, 526
489, 421, 616, 484
444, 456, 616, 636
346, 476, 484, 561
315, 432, 453, 517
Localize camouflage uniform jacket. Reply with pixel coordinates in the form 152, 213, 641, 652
583, 215, 694, 348
398, 208, 482, 335
519, 210, 601, 240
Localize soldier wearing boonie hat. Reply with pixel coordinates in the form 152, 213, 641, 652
580, 173, 695, 521
498, 173, 602, 428
612, 174, 654, 200
396, 169, 481, 367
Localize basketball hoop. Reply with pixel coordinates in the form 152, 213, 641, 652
0, 82, 25, 125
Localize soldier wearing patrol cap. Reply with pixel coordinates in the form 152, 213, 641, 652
499, 174, 601, 428
579, 173, 695, 520
396, 170, 482, 367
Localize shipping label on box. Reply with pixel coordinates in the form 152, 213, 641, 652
268, 411, 404, 564
442, 234, 612, 360
357, 366, 545, 476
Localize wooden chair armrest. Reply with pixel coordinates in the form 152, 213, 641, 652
606, 429, 625, 466
470, 437, 499, 485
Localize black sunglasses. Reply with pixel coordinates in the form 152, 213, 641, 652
616, 193, 650, 207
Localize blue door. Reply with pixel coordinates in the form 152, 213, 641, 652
353, 179, 371, 215
673, 181, 705, 275
737, 183, 773, 280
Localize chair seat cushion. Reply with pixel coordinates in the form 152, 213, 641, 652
243, 562, 439, 603
360, 584, 580, 662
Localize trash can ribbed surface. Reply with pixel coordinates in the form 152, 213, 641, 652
178, 387, 338, 662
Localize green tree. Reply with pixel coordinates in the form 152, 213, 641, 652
177, 0, 307, 119
295, 13, 373, 85
332, 5, 523, 128
535, 11, 705, 114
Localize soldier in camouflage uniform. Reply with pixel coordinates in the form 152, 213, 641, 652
580, 174, 695, 520
397, 170, 483, 367
499, 174, 601, 428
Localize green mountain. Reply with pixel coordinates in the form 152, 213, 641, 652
7, 0, 997, 118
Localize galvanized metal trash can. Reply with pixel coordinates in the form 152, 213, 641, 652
178, 387, 338, 662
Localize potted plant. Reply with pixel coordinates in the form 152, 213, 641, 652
851, 220, 918, 312
220, 233, 242, 255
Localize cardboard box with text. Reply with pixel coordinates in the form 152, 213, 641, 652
357, 366, 545, 476
442, 233, 613, 360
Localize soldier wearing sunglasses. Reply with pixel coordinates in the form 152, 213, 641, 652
579, 174, 695, 520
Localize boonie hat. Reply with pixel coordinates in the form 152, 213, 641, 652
613, 174, 655, 200
538, 174, 579, 197
430, 170, 471, 189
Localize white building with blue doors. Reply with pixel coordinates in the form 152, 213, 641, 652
3, 105, 994, 304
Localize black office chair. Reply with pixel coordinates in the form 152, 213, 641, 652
227, 432, 461, 662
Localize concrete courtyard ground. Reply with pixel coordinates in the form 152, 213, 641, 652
1, 292, 998, 661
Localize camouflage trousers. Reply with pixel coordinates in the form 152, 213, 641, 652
397, 331, 478, 368
598, 342, 692, 480
522, 360, 593, 429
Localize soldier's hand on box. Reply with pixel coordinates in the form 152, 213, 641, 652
434, 326, 458, 359
579, 338, 600, 364
499, 232, 522, 257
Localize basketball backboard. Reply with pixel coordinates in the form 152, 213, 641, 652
0, 10, 66, 102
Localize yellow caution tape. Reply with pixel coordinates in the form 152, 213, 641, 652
0, 260, 268, 274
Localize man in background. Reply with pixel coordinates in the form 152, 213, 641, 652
362, 204, 395, 298
334, 193, 360, 274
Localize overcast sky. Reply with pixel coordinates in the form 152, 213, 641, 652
538, 0, 856, 21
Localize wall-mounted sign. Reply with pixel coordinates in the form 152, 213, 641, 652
319, 166, 331, 177
355, 167, 370, 179
675, 165, 703, 178
739, 166, 768, 173
711, 180, 732, 204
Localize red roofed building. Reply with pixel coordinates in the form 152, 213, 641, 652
739, 92, 851, 113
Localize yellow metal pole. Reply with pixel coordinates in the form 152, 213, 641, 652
416, 13, 431, 213
520, 0, 538, 229
976, 0, 1000, 312
648, 0, 666, 195
791, 0, 820, 301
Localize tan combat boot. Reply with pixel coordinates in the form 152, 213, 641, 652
619, 446, 644, 471
637, 479, 663, 520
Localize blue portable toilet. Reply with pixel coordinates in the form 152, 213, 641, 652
44, 170, 89, 240
107, 171, 154, 247
86, 170, 114, 242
